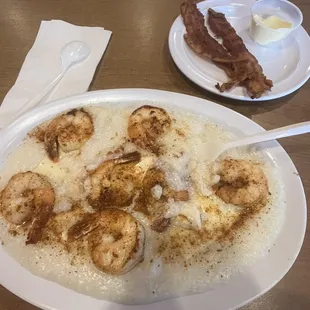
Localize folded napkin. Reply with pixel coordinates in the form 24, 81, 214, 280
0, 20, 112, 128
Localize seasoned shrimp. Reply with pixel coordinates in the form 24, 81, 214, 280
138, 167, 189, 232
44, 206, 86, 244
128, 105, 171, 154
85, 151, 156, 209
214, 159, 268, 208
85, 152, 143, 209
68, 209, 145, 275
44, 109, 94, 162
143, 168, 189, 206
0, 172, 55, 244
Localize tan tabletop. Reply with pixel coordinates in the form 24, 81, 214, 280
0, 0, 309, 309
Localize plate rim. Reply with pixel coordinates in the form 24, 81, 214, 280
0, 88, 307, 310
168, 0, 310, 101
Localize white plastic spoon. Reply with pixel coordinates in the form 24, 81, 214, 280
206, 121, 310, 162
15, 41, 91, 118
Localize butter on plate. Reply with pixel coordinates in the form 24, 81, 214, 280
249, 0, 303, 46
251, 14, 293, 45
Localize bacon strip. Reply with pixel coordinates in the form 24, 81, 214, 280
180, 1, 247, 64
208, 8, 273, 99
180, 1, 273, 99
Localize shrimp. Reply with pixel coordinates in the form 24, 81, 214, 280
85, 151, 157, 209
85, 151, 144, 209
67, 209, 145, 275
44, 206, 86, 245
0, 172, 55, 244
44, 109, 94, 162
143, 168, 189, 206
214, 159, 268, 208
128, 105, 171, 154
138, 167, 189, 232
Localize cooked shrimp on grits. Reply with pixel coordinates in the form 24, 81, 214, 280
0, 104, 285, 304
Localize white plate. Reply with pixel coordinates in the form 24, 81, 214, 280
168, 0, 310, 101
0, 89, 307, 310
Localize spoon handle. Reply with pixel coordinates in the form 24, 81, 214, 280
226, 121, 310, 149
15, 71, 65, 118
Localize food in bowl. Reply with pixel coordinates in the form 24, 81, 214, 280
250, 0, 303, 46
0, 104, 285, 304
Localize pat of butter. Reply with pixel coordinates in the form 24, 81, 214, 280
251, 14, 293, 45
34, 156, 70, 180
256, 15, 293, 30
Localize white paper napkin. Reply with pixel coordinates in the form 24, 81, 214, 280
0, 20, 112, 128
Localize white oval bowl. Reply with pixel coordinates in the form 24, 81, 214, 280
0, 89, 306, 310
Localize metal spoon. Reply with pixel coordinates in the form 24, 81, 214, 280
16, 41, 91, 117
206, 121, 310, 162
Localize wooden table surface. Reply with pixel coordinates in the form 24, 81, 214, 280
0, 0, 309, 309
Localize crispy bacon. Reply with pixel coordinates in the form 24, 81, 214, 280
180, 1, 273, 99
180, 1, 247, 64
208, 8, 273, 98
